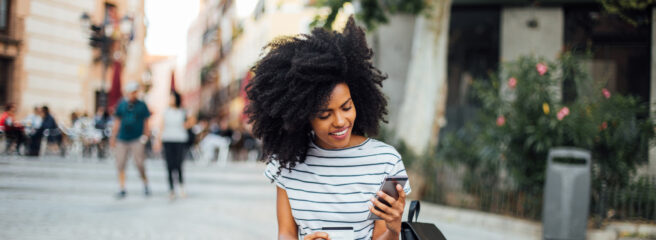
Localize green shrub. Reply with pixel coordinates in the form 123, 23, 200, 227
437, 53, 655, 193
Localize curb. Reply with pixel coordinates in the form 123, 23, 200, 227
408, 200, 656, 240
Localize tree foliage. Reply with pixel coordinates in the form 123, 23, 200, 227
599, 0, 654, 26
310, 0, 427, 30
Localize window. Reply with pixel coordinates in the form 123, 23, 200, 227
564, 6, 651, 104
0, 58, 12, 107
444, 6, 500, 132
0, 0, 9, 34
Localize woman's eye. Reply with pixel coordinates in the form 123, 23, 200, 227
318, 114, 330, 120
343, 106, 352, 111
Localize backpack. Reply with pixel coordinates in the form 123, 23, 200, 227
401, 201, 447, 240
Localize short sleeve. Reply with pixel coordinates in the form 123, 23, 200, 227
114, 101, 125, 118
264, 160, 287, 190
389, 158, 412, 194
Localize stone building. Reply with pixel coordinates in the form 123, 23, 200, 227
0, 0, 146, 124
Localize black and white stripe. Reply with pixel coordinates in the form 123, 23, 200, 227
265, 139, 411, 240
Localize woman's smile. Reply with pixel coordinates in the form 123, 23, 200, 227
329, 126, 350, 140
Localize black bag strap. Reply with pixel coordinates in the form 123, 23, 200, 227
407, 200, 420, 223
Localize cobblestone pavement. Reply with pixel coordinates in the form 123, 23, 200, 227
0, 155, 529, 240
0, 155, 277, 240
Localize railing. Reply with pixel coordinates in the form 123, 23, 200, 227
422, 163, 656, 224
592, 176, 656, 226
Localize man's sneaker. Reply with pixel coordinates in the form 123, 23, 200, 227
144, 186, 151, 196
115, 190, 126, 199
169, 192, 176, 201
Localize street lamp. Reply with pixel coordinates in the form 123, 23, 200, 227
79, 11, 134, 110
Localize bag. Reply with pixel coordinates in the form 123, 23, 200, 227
183, 109, 195, 147
401, 201, 447, 240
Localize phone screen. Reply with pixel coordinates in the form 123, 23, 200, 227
368, 176, 408, 220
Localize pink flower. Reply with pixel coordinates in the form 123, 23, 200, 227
496, 115, 506, 127
508, 77, 517, 89
600, 121, 608, 130
602, 88, 611, 99
536, 63, 548, 76
557, 107, 570, 121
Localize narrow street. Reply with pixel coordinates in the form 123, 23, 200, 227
0, 155, 529, 240
0, 156, 277, 239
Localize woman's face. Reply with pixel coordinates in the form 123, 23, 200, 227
310, 83, 357, 149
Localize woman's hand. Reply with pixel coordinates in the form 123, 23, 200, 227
303, 231, 330, 240
369, 184, 406, 235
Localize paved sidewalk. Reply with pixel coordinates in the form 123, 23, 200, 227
0, 156, 277, 240
0, 155, 534, 240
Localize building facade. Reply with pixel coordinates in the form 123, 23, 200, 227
144, 55, 178, 132
212, 0, 319, 127
0, 0, 145, 124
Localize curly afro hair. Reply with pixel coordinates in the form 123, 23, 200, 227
245, 17, 388, 174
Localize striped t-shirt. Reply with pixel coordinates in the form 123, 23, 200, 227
264, 138, 411, 240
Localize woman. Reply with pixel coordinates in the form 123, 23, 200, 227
246, 17, 410, 240
156, 91, 193, 199
41, 106, 65, 156
1, 103, 25, 155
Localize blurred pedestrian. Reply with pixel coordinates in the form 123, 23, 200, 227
76, 113, 96, 158
1, 103, 25, 155
70, 112, 79, 127
94, 107, 112, 159
25, 107, 43, 156
110, 82, 151, 199
199, 117, 232, 165
154, 91, 193, 200
40, 106, 65, 156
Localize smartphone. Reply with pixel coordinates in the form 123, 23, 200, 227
320, 227, 354, 240
368, 175, 408, 220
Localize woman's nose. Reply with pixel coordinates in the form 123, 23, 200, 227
333, 111, 346, 128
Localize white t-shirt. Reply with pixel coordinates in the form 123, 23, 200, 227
264, 138, 411, 240
160, 108, 188, 143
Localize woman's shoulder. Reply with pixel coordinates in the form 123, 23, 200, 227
363, 138, 402, 161
364, 138, 397, 151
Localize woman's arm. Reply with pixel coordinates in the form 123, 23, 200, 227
372, 220, 398, 240
276, 186, 298, 240
184, 114, 196, 129
277, 186, 332, 240
153, 117, 165, 152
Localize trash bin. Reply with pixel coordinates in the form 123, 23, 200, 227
542, 147, 591, 240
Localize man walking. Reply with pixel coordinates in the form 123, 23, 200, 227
110, 82, 151, 198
